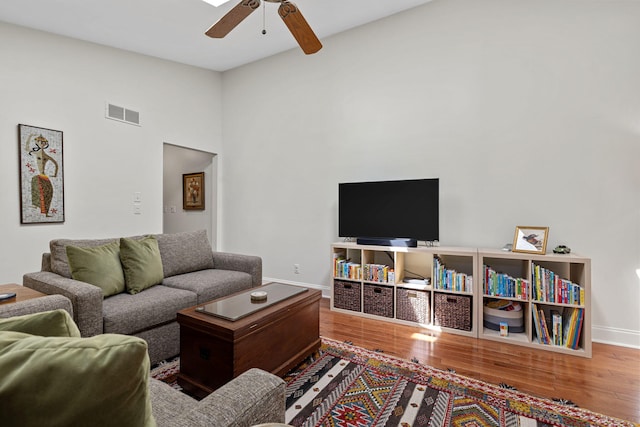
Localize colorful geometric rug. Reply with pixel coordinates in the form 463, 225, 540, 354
151, 338, 637, 427
283, 338, 636, 427
150, 355, 181, 389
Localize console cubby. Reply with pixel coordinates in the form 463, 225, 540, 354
478, 249, 591, 357
331, 243, 591, 357
362, 249, 397, 284
330, 243, 477, 337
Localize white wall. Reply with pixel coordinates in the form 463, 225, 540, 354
221, 0, 640, 347
0, 22, 223, 283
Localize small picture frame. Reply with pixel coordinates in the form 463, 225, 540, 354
183, 172, 205, 210
512, 226, 549, 254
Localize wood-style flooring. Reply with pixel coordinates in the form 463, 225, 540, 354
318, 298, 640, 423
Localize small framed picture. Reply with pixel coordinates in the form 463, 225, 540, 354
512, 226, 549, 254
183, 172, 204, 210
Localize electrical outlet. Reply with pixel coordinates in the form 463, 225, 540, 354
294, 264, 300, 274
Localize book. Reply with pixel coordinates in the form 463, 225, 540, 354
569, 308, 585, 350
531, 304, 542, 343
551, 310, 562, 346
539, 308, 551, 345
500, 322, 508, 337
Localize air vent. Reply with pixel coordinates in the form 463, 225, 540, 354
106, 103, 141, 126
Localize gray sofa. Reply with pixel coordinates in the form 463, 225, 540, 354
0, 299, 286, 427
23, 229, 262, 364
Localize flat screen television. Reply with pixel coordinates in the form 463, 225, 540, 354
338, 178, 439, 247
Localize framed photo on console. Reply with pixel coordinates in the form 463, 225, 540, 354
183, 172, 204, 210
512, 226, 549, 254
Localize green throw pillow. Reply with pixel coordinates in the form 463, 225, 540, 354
120, 236, 164, 295
66, 241, 126, 297
0, 331, 156, 427
0, 309, 80, 338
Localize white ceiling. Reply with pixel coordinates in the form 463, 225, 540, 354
0, 0, 432, 72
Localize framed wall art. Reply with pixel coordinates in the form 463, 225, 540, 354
512, 226, 549, 254
18, 124, 65, 224
183, 172, 204, 210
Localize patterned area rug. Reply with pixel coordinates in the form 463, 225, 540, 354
151, 338, 636, 427
150, 356, 181, 390
284, 339, 635, 427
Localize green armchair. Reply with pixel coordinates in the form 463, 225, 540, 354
0, 309, 286, 427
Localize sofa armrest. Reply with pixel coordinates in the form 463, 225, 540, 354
0, 294, 73, 318
176, 368, 285, 427
212, 252, 262, 288
22, 271, 103, 337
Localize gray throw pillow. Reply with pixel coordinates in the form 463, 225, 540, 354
154, 230, 214, 277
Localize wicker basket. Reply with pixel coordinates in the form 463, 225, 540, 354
363, 284, 394, 318
396, 288, 431, 323
434, 293, 472, 331
333, 280, 361, 312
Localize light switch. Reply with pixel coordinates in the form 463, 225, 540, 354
133, 192, 142, 203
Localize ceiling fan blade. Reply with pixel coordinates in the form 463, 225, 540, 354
205, 0, 261, 38
278, 1, 322, 55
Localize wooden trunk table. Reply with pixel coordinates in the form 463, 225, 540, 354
177, 282, 321, 398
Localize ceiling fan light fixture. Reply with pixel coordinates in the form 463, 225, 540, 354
205, 0, 322, 54
202, 0, 234, 7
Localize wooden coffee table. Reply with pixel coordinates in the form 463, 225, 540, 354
177, 282, 321, 398
0, 283, 46, 306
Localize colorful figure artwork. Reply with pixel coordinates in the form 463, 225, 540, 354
19, 124, 64, 224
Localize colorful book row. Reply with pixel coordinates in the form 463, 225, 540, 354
483, 265, 529, 299
433, 256, 473, 293
333, 257, 361, 280
532, 303, 584, 349
363, 264, 394, 283
532, 264, 584, 305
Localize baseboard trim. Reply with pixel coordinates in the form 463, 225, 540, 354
591, 325, 640, 349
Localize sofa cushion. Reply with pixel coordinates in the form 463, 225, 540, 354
50, 237, 118, 278
162, 269, 254, 304
66, 241, 126, 297
0, 309, 80, 338
120, 236, 164, 295
0, 331, 155, 427
155, 230, 214, 278
102, 285, 197, 335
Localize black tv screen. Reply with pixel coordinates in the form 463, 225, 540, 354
338, 178, 439, 243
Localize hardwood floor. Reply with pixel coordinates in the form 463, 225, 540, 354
318, 298, 640, 423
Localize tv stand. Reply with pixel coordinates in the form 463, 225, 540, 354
330, 242, 592, 358
356, 237, 417, 248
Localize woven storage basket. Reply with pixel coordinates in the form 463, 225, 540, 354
434, 293, 472, 331
363, 284, 394, 318
333, 280, 361, 312
396, 288, 431, 323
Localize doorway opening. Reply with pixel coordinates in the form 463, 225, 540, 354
162, 143, 218, 247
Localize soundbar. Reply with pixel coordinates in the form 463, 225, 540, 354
356, 237, 418, 248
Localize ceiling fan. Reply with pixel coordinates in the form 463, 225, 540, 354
205, 0, 322, 55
